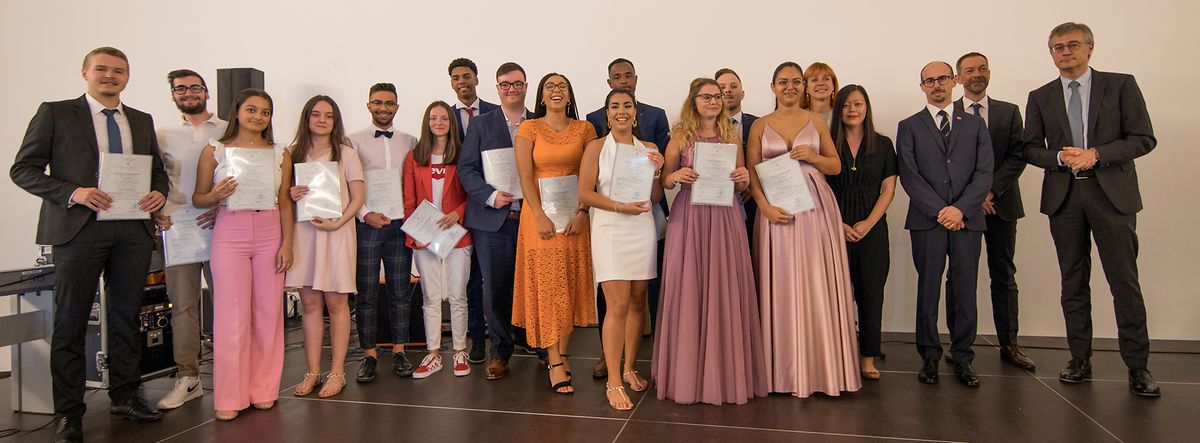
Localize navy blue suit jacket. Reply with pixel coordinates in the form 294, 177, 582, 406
586, 102, 670, 153
896, 108, 994, 232
458, 107, 532, 232
740, 112, 759, 148
453, 99, 499, 141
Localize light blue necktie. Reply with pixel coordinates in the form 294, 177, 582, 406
100, 108, 123, 154
1067, 81, 1083, 147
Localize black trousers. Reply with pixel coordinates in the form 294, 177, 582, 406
596, 238, 664, 340
947, 215, 1021, 346
847, 220, 889, 357
51, 220, 154, 417
1049, 178, 1149, 369
911, 226, 982, 364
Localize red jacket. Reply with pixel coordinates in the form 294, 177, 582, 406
402, 151, 472, 249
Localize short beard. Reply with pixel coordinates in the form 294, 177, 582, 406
176, 101, 206, 115
373, 115, 393, 127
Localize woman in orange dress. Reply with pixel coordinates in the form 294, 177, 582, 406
512, 72, 597, 395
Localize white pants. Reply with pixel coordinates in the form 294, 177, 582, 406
413, 246, 472, 351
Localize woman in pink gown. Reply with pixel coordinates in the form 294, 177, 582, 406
746, 62, 861, 397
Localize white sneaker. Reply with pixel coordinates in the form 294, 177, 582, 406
157, 376, 203, 410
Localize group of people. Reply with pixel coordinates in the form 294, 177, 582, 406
9, 21, 1161, 443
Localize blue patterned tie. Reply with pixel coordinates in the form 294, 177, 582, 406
101, 108, 123, 154
1067, 81, 1084, 147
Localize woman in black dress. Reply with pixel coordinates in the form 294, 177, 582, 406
826, 85, 897, 380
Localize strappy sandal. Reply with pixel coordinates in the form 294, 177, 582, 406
294, 372, 321, 397
606, 384, 633, 411
318, 373, 346, 398
547, 362, 574, 395
560, 354, 573, 378
622, 370, 648, 392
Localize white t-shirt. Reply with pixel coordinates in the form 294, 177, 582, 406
430, 154, 445, 210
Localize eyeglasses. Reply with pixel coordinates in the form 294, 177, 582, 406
498, 81, 526, 91
921, 75, 953, 87
1051, 41, 1086, 54
171, 85, 207, 94
544, 82, 569, 92
368, 100, 399, 107
695, 93, 724, 103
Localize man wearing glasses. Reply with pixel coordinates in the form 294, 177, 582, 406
348, 83, 420, 382
152, 69, 226, 410
1023, 22, 1159, 397
458, 62, 537, 380
896, 60, 993, 388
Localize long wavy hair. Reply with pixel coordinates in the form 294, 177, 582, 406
829, 84, 879, 156
802, 62, 839, 110
532, 72, 579, 119
413, 101, 462, 166
603, 87, 642, 140
218, 88, 274, 144
670, 78, 738, 145
290, 95, 349, 164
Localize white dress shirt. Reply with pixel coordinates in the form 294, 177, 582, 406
348, 125, 418, 220
157, 114, 227, 215
484, 111, 526, 210
85, 93, 132, 155
926, 102, 956, 131
452, 97, 482, 133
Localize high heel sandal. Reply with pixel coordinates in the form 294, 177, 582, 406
560, 354, 573, 378
606, 385, 633, 411
318, 373, 346, 398
294, 372, 322, 397
622, 370, 647, 392
547, 362, 574, 395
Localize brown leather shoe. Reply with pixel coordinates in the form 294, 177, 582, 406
1001, 345, 1036, 370
485, 359, 509, 380
592, 357, 608, 379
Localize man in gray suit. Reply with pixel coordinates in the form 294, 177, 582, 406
897, 61, 993, 387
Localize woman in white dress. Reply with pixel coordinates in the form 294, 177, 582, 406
578, 87, 665, 410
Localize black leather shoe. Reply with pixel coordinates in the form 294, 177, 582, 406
1000, 345, 1037, 370
356, 356, 377, 383
1059, 358, 1092, 383
918, 359, 939, 384
110, 397, 161, 422
468, 341, 486, 364
1129, 368, 1162, 397
54, 414, 82, 443
955, 363, 981, 387
394, 353, 415, 377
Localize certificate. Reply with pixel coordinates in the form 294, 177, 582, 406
400, 201, 468, 259
365, 168, 404, 219
294, 161, 342, 222
609, 143, 655, 203
162, 206, 213, 267
482, 147, 522, 199
225, 147, 277, 211
538, 175, 579, 233
97, 152, 152, 221
755, 154, 815, 214
690, 142, 738, 206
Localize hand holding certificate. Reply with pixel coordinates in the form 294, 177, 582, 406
225, 147, 277, 210
482, 147, 523, 199
690, 142, 738, 206
400, 201, 468, 259
538, 175, 579, 233
162, 206, 214, 267
755, 154, 815, 214
609, 144, 655, 203
96, 153, 152, 221
365, 168, 404, 219
294, 162, 342, 222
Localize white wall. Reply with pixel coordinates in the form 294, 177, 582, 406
2, 0, 1196, 340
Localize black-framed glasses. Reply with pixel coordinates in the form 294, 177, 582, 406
921, 75, 953, 87
171, 85, 207, 94
368, 100, 399, 107
499, 81, 526, 91
544, 82, 569, 92
695, 93, 724, 103
1051, 41, 1086, 54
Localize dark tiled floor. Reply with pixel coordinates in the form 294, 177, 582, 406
3, 328, 1197, 443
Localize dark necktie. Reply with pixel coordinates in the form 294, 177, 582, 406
465, 107, 475, 119
937, 110, 951, 145
970, 103, 982, 117
374, 130, 393, 138
101, 108, 123, 154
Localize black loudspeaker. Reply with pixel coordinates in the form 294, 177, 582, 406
216, 68, 265, 119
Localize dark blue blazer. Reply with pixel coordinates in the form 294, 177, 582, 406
458, 107, 532, 232
896, 108, 994, 232
586, 102, 670, 153
453, 99, 499, 141
954, 98, 1026, 221
740, 112, 759, 148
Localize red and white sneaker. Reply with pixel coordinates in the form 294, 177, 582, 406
412, 353, 443, 379
452, 351, 471, 377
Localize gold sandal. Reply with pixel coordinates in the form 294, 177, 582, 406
318, 373, 346, 398
606, 384, 633, 411
622, 370, 647, 392
294, 372, 322, 397
215, 410, 239, 421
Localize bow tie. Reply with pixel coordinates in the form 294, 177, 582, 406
374, 130, 393, 138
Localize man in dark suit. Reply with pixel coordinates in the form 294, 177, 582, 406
458, 62, 536, 380
945, 52, 1036, 371
897, 61, 993, 388
1023, 22, 1159, 397
447, 57, 495, 363
10, 47, 169, 442
585, 58, 670, 378
715, 68, 760, 241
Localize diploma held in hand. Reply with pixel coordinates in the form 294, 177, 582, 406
690, 142, 737, 206
401, 201, 468, 259
294, 162, 342, 222
225, 147, 277, 211
482, 148, 523, 199
162, 206, 214, 267
538, 175, 579, 233
96, 153, 152, 220
609, 144, 655, 203
365, 168, 404, 219
755, 154, 815, 214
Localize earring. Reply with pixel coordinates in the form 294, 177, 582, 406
633, 119, 639, 128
